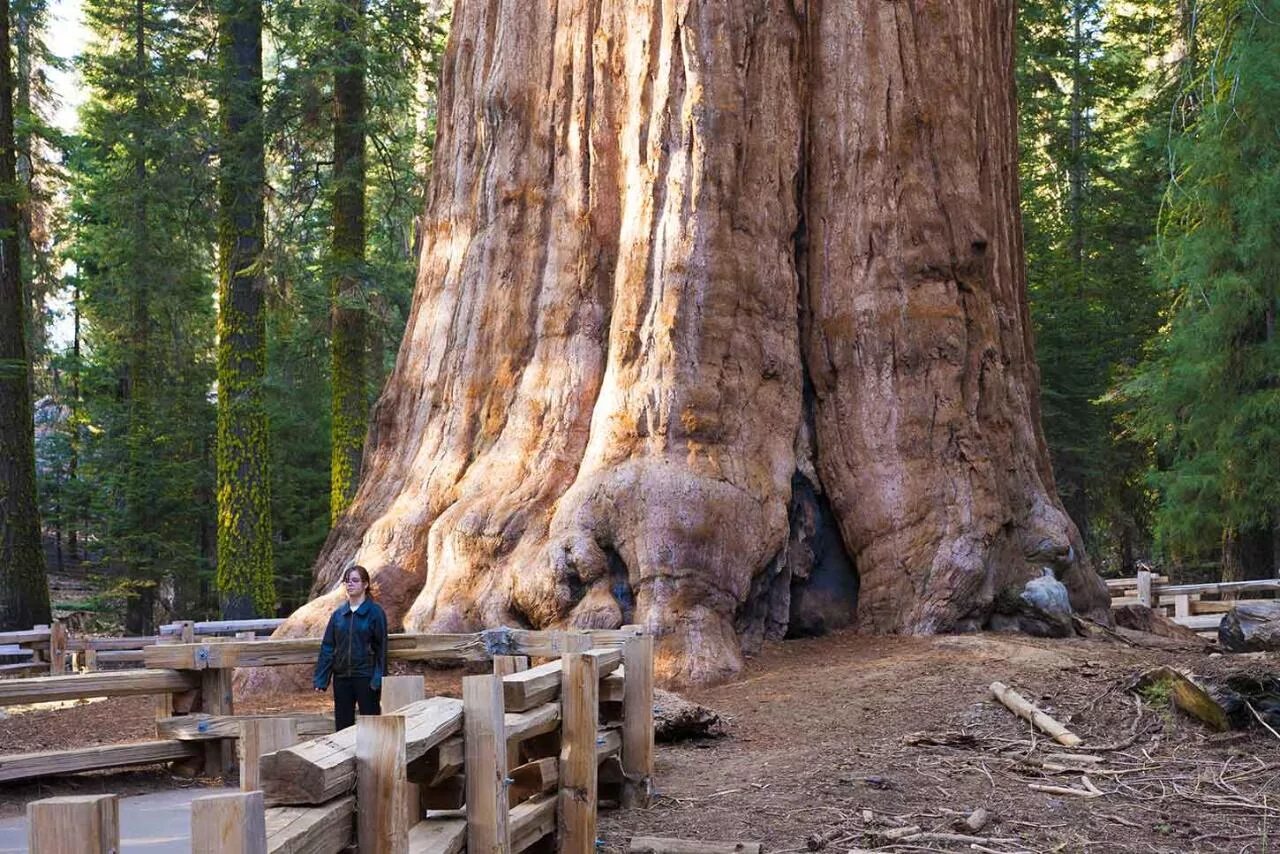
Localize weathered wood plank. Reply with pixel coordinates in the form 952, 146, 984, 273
0, 740, 198, 783
264, 796, 354, 854
559, 652, 598, 853
27, 794, 118, 854
357, 714, 411, 853
511, 794, 557, 853
157, 713, 334, 741
406, 735, 462, 786
629, 839, 763, 854
0, 669, 197, 706
0, 628, 51, 645
503, 648, 621, 713
382, 675, 426, 712
505, 702, 560, 743
509, 757, 558, 805
406, 818, 465, 854
161, 619, 285, 636
191, 791, 267, 854
596, 728, 622, 761
260, 697, 461, 805
463, 674, 509, 853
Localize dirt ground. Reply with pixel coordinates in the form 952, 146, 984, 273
4, 630, 1279, 852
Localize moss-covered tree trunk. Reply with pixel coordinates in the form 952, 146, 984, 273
257, 0, 1112, 689
0, 0, 50, 631
329, 0, 368, 525
215, 0, 274, 618
123, 0, 156, 634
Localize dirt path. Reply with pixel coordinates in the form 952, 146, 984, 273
3, 630, 1277, 852
601, 632, 1279, 853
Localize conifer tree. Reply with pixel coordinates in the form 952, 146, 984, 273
0, 0, 50, 631
216, 0, 275, 617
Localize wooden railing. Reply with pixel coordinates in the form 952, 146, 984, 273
1108, 569, 1280, 635
7, 624, 655, 853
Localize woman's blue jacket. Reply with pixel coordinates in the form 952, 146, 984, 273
313, 598, 388, 691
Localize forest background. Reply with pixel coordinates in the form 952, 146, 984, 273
1, 0, 1277, 632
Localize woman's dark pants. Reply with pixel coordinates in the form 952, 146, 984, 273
333, 676, 381, 731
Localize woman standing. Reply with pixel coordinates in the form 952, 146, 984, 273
313, 565, 388, 730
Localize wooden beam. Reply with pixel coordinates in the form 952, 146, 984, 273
559, 652, 598, 854
503, 648, 621, 712
157, 713, 333, 741
191, 791, 268, 854
0, 740, 198, 783
601, 670, 624, 703
27, 794, 118, 854
161, 618, 285, 637
264, 795, 354, 854
596, 728, 621, 761
260, 698, 461, 805
505, 702, 561, 743
357, 714, 411, 854
509, 757, 558, 805
406, 735, 463, 786
406, 818, 465, 854
621, 634, 654, 808
419, 774, 465, 810
511, 794, 557, 853
0, 668, 197, 706
0, 628, 51, 645
483, 628, 591, 658
463, 674, 510, 853
241, 718, 298, 792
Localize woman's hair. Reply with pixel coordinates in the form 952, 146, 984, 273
344, 565, 373, 596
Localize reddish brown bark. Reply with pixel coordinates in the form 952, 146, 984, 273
252, 0, 1110, 690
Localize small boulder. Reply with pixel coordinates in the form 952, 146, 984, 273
989, 570, 1074, 638
1219, 601, 1280, 652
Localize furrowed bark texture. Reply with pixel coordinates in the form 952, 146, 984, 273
255, 0, 1110, 689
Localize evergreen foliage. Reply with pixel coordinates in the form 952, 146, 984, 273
1124, 0, 1280, 571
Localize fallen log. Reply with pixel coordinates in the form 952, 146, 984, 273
629, 838, 764, 854
990, 681, 1082, 747
261, 697, 462, 804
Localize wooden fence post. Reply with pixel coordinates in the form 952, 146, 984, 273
494, 655, 529, 677
28, 794, 119, 854
621, 634, 654, 808
464, 674, 510, 853
1137, 570, 1154, 609
48, 621, 67, 676
357, 713, 410, 854
201, 667, 235, 777
559, 652, 599, 854
239, 718, 298, 792
381, 674, 426, 712
191, 790, 267, 854
379, 673, 425, 827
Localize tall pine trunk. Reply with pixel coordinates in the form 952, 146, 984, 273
215, 0, 274, 618
0, 0, 49, 631
260, 0, 1111, 688
329, 0, 368, 525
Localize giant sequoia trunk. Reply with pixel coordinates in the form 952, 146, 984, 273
259, 0, 1111, 687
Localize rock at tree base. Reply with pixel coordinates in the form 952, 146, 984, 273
1219, 602, 1280, 652
653, 689, 725, 742
988, 571, 1074, 638
1112, 604, 1206, 643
